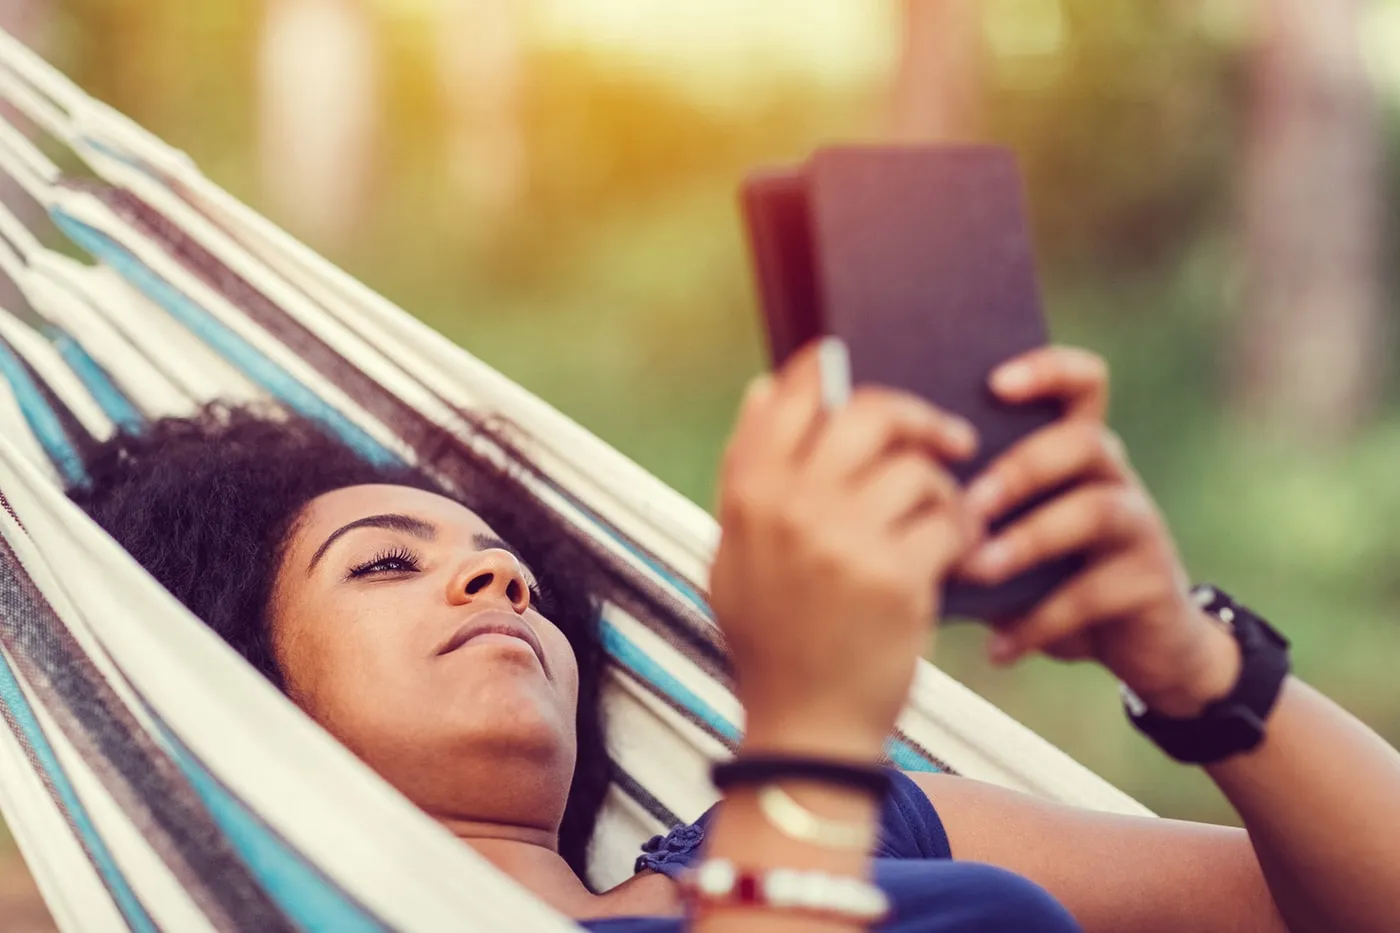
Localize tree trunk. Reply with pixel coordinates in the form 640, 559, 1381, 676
256, 0, 378, 249
1230, 0, 1387, 444
889, 0, 985, 141
434, 0, 525, 221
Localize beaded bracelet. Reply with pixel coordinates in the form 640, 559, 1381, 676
679, 858, 892, 924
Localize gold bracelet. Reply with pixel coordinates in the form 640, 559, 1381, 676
756, 784, 873, 850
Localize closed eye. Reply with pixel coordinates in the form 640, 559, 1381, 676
346, 546, 422, 580
527, 580, 551, 615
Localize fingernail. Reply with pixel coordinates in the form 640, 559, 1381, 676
988, 632, 1018, 665
948, 417, 977, 452
966, 476, 1002, 517
968, 540, 1010, 576
991, 363, 1030, 395
817, 336, 852, 411
744, 374, 774, 403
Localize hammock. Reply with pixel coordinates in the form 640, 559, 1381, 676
0, 28, 1150, 933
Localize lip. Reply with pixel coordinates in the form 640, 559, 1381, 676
435, 612, 547, 673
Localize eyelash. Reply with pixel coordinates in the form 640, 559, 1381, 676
346, 546, 422, 579
527, 579, 551, 613
344, 547, 547, 608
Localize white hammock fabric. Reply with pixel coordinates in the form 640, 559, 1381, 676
0, 28, 1149, 933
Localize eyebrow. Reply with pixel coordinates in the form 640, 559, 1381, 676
307, 513, 437, 574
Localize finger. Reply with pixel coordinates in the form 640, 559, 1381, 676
989, 346, 1109, 420
964, 419, 1127, 523
1042, 631, 1095, 662
987, 626, 1094, 663
960, 483, 1153, 586
850, 451, 960, 529
760, 338, 832, 463
901, 508, 976, 584
988, 551, 1169, 665
719, 373, 777, 470
807, 389, 976, 485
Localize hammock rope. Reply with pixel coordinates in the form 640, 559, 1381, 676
0, 28, 1149, 932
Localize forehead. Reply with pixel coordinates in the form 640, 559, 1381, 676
292, 484, 496, 545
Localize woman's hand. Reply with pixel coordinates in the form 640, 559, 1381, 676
957, 346, 1241, 717
710, 340, 980, 760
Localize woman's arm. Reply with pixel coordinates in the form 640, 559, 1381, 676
699, 341, 979, 932
1205, 676, 1400, 933
906, 675, 1400, 933
908, 771, 1282, 933
949, 346, 1400, 933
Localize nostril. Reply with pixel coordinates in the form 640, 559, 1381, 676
465, 572, 493, 595
506, 579, 524, 605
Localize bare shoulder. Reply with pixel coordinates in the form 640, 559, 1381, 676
901, 772, 1284, 933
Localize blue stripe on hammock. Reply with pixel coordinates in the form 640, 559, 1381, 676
46, 328, 145, 432
601, 618, 741, 743
0, 652, 157, 932
581, 516, 713, 620
0, 339, 88, 486
155, 727, 386, 933
51, 211, 400, 468
886, 739, 938, 772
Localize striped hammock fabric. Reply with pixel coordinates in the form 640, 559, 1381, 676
0, 27, 1150, 933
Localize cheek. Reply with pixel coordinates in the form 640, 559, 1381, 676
272, 586, 423, 719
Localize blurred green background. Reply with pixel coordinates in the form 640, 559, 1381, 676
3, 0, 1400, 923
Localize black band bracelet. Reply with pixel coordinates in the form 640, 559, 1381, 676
711, 756, 892, 799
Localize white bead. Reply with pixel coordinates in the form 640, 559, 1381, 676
765, 869, 799, 907
797, 872, 826, 907
1193, 586, 1215, 607
696, 860, 735, 897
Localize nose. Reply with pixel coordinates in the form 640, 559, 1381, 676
446, 549, 531, 613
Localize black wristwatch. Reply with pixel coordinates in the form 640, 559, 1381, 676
1122, 585, 1291, 765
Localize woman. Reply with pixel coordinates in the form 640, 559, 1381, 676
73, 342, 1400, 932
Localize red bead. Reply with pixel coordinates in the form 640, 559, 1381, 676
735, 873, 759, 905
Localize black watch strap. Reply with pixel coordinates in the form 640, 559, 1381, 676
1124, 586, 1291, 765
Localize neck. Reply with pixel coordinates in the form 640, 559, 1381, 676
440, 817, 602, 918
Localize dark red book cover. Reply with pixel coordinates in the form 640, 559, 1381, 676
743, 146, 1081, 621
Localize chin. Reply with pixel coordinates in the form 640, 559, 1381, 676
435, 715, 579, 806
350, 706, 577, 818
438, 678, 576, 760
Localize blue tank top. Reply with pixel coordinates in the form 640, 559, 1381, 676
581, 770, 1082, 932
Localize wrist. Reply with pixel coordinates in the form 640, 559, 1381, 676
1132, 615, 1242, 718
741, 716, 888, 765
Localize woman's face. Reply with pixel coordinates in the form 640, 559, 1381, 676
270, 483, 581, 836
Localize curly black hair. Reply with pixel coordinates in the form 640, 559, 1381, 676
68, 404, 610, 878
